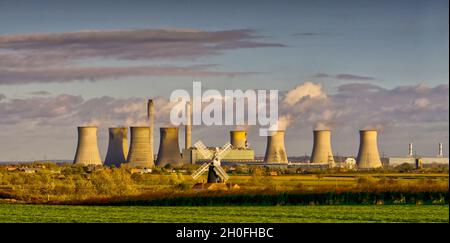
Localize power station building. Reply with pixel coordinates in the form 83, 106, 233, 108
104, 127, 129, 167
127, 126, 154, 168
389, 143, 449, 168
73, 126, 103, 166
310, 130, 335, 166
182, 130, 255, 164
356, 130, 383, 169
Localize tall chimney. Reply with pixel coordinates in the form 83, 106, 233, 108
356, 130, 382, 169
127, 127, 154, 168
73, 126, 102, 166
439, 143, 443, 157
185, 101, 192, 149
310, 130, 334, 164
147, 99, 154, 163
104, 127, 129, 167
264, 130, 288, 164
408, 143, 413, 157
230, 130, 247, 149
156, 127, 183, 167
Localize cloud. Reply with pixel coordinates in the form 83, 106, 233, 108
0, 64, 255, 85
292, 32, 330, 37
313, 73, 376, 81
29, 91, 52, 96
0, 94, 5, 101
283, 82, 327, 106
0, 28, 284, 85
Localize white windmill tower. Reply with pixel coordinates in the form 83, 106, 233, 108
191, 141, 232, 184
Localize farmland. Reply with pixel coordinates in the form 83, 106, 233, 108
0, 204, 447, 223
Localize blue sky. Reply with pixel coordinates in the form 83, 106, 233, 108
0, 0, 448, 160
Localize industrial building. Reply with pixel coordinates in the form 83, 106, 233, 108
356, 130, 383, 169
182, 130, 255, 164
71, 99, 446, 171
263, 130, 288, 164
310, 130, 335, 165
389, 143, 449, 168
104, 127, 128, 167
127, 126, 154, 168
73, 126, 103, 166
156, 127, 183, 167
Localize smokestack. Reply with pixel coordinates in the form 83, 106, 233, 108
73, 126, 102, 165
185, 101, 192, 149
230, 130, 247, 149
264, 130, 288, 164
156, 127, 183, 167
127, 127, 154, 168
438, 143, 443, 157
310, 130, 334, 164
147, 99, 154, 163
408, 143, 413, 157
104, 127, 128, 167
356, 130, 382, 169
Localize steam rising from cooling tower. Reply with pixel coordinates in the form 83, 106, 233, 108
310, 130, 334, 164
156, 127, 183, 167
73, 126, 102, 166
104, 127, 129, 167
356, 130, 382, 169
264, 130, 288, 164
230, 130, 247, 149
127, 127, 154, 168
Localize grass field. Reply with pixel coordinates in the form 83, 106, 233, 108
0, 204, 447, 223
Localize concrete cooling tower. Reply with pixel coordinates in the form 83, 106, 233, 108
156, 127, 183, 167
104, 127, 129, 167
126, 127, 154, 168
230, 130, 247, 149
264, 130, 288, 164
73, 126, 102, 166
356, 130, 383, 169
310, 130, 335, 164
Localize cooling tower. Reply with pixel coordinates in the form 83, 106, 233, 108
73, 126, 102, 166
310, 130, 335, 164
264, 130, 288, 164
156, 127, 183, 167
147, 99, 155, 162
185, 101, 192, 149
230, 130, 247, 149
104, 127, 129, 167
356, 130, 382, 169
126, 127, 154, 168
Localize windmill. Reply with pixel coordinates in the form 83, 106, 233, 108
191, 141, 231, 183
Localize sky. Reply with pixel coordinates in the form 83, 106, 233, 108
0, 0, 448, 161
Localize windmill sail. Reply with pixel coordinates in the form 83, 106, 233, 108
194, 141, 213, 159
191, 161, 211, 180
216, 142, 232, 160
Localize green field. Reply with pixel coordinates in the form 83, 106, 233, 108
0, 204, 447, 223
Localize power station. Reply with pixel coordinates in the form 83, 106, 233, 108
263, 130, 288, 164
104, 127, 128, 167
127, 126, 154, 168
73, 126, 103, 166
72, 100, 448, 170
310, 130, 334, 165
156, 127, 183, 167
356, 130, 383, 169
